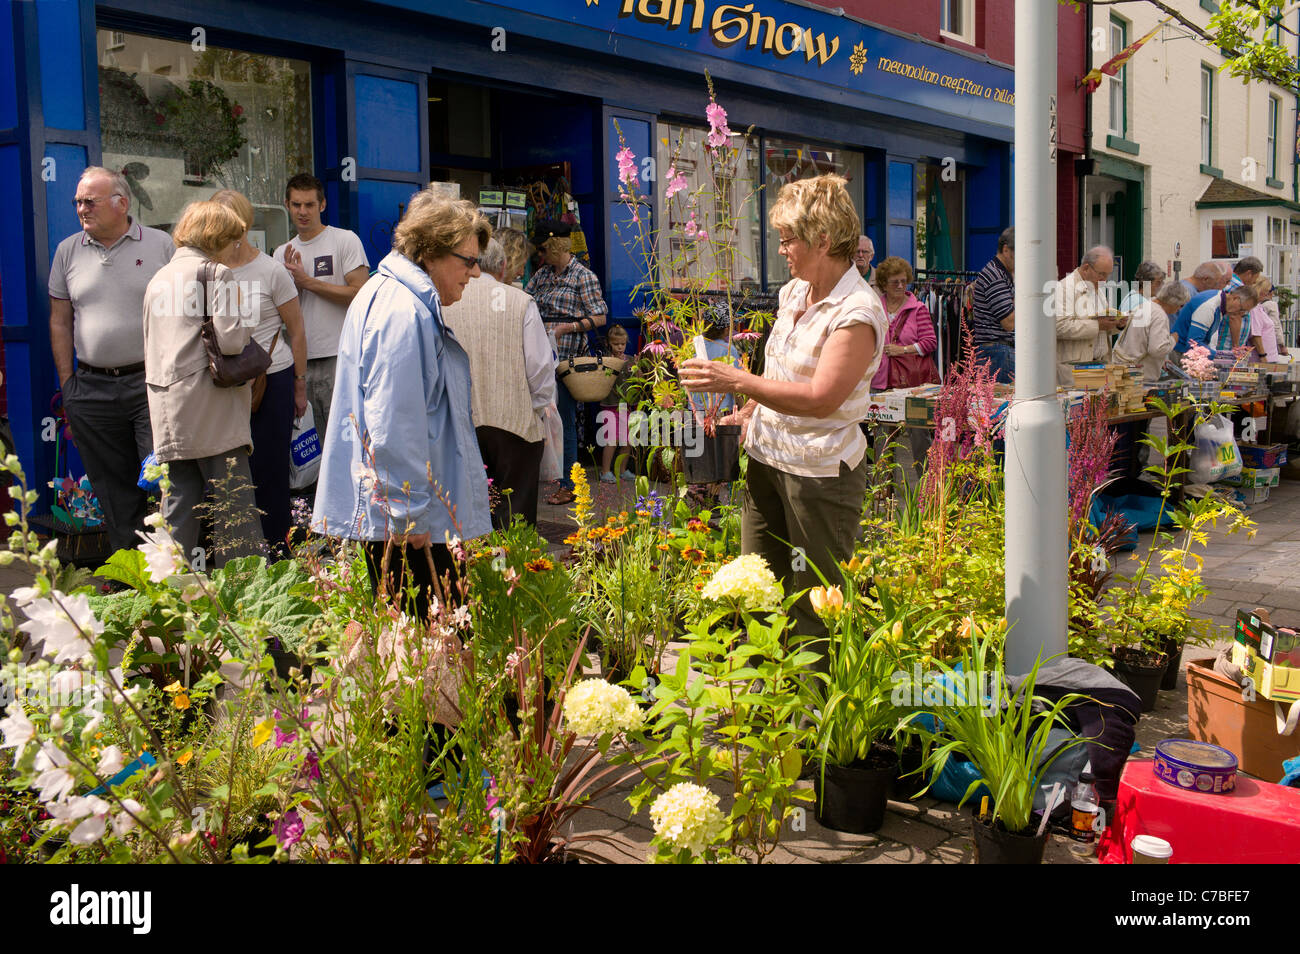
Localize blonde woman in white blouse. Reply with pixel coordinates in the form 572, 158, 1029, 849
680, 174, 885, 653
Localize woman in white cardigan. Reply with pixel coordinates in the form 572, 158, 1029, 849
143, 200, 265, 564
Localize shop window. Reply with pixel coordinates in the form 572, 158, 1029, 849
940, 0, 974, 45
656, 122, 761, 291
1211, 218, 1253, 259
96, 29, 312, 250
763, 139, 864, 288
915, 162, 965, 273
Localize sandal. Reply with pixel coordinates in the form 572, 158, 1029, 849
546, 488, 576, 505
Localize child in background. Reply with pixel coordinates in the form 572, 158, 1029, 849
599, 324, 636, 483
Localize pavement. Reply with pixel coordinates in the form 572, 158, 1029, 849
5, 471, 1296, 863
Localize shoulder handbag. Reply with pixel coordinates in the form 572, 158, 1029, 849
198, 260, 272, 388
249, 329, 281, 413
885, 309, 940, 390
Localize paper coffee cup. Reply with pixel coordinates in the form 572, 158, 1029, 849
1131, 834, 1173, 864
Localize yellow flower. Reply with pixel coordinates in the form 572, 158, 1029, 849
252, 719, 274, 748
173, 692, 191, 711
570, 463, 593, 528
163, 680, 184, 694
176, 749, 194, 766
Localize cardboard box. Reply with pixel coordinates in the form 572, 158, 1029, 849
905, 395, 937, 427
864, 388, 910, 424
1232, 610, 1300, 703
1232, 486, 1272, 506
1239, 442, 1288, 469
1224, 467, 1281, 488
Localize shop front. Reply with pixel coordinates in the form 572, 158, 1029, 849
2, 0, 1013, 510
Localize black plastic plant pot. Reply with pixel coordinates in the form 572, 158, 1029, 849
893, 744, 926, 802
814, 759, 895, 834
971, 815, 1048, 864
681, 424, 741, 485
1113, 648, 1167, 713
1159, 637, 1184, 691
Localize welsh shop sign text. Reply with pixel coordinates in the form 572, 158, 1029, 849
618, 0, 840, 66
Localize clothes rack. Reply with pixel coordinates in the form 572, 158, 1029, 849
912, 268, 979, 380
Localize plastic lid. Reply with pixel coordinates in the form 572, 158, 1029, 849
1131, 835, 1174, 859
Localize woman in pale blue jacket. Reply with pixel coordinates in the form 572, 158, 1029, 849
312, 192, 492, 618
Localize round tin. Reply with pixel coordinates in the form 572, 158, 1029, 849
1153, 739, 1238, 794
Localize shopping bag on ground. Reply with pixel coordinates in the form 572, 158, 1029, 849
539, 403, 562, 482
1190, 413, 1242, 485
289, 405, 322, 490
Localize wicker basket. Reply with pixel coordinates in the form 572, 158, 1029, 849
557, 355, 625, 403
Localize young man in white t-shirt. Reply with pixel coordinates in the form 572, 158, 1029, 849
273, 173, 370, 445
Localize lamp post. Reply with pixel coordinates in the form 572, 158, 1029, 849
1004, 0, 1067, 675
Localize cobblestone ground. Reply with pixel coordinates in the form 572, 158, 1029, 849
5, 472, 1292, 863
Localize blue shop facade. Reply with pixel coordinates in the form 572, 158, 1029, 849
1, 0, 1012, 509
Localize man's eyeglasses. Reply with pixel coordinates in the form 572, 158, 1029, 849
855, 249, 873, 259
448, 250, 481, 269
73, 194, 123, 210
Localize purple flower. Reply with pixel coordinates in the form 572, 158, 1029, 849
273, 809, 304, 848
300, 751, 321, 782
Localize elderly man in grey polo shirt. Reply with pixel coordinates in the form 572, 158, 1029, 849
48, 166, 174, 554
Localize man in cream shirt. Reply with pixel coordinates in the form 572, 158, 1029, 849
1053, 246, 1123, 385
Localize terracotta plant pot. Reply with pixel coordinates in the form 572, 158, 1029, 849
1186, 657, 1300, 782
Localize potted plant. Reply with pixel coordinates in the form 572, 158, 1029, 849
802, 580, 931, 832
905, 619, 1091, 864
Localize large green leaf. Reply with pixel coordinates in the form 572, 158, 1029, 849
209, 556, 320, 654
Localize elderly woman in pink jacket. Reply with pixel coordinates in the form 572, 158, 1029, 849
871, 256, 937, 480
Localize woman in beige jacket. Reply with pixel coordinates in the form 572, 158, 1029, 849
144, 201, 265, 565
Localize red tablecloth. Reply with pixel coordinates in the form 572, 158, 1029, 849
1099, 759, 1300, 863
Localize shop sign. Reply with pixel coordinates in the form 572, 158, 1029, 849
400, 0, 1014, 127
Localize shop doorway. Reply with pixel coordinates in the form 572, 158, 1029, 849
427, 78, 600, 278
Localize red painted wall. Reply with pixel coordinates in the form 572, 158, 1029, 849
836, 0, 1015, 64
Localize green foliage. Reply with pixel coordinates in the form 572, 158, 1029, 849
619, 603, 814, 863
905, 622, 1091, 835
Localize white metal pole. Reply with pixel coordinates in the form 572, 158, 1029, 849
1005, 0, 1067, 674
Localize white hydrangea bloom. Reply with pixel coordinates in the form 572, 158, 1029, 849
649, 782, 725, 856
700, 554, 783, 612
562, 679, 645, 737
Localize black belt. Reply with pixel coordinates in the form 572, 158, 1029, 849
79, 361, 145, 376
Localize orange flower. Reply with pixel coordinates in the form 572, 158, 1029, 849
687, 518, 709, 533
525, 557, 554, 573
176, 749, 194, 766
657, 543, 670, 552
173, 692, 191, 711
682, 547, 706, 564
608, 526, 630, 539
564, 532, 583, 546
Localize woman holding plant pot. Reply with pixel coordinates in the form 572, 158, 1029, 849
680, 174, 886, 656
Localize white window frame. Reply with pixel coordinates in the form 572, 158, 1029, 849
1201, 65, 1214, 167
1268, 95, 1280, 182
940, 0, 975, 45
1108, 18, 1127, 138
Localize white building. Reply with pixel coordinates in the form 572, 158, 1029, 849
1085, 0, 1300, 308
